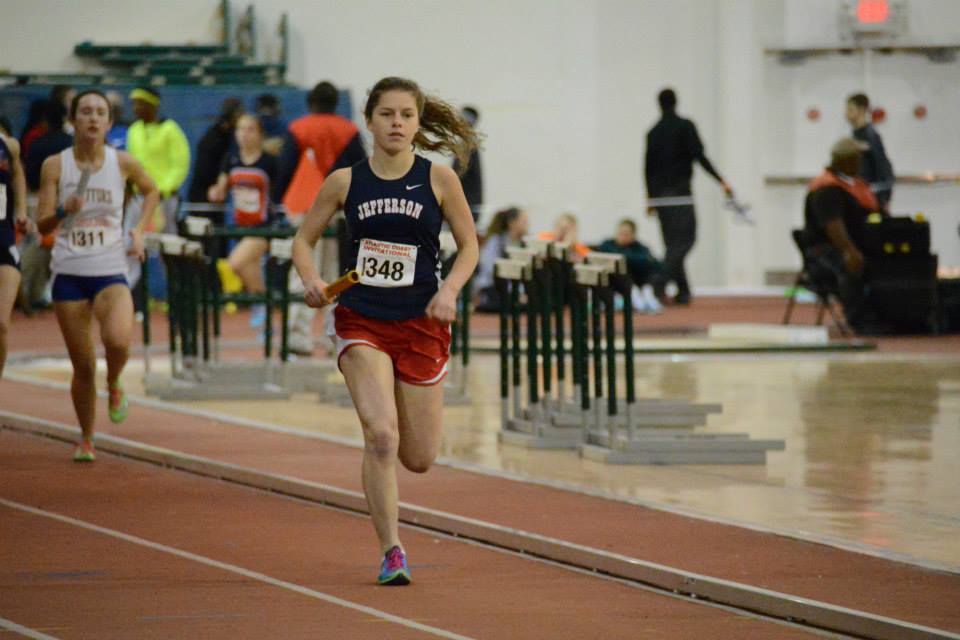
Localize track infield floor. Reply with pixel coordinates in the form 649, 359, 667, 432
2, 378, 959, 640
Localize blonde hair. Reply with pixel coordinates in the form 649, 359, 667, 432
364, 76, 479, 174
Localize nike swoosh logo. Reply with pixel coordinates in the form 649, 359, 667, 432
405, 184, 422, 191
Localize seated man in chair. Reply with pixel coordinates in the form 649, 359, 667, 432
802, 138, 888, 335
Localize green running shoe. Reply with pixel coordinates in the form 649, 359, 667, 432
73, 440, 96, 462
108, 385, 128, 423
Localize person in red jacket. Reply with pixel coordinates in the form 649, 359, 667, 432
279, 82, 366, 219
278, 82, 367, 355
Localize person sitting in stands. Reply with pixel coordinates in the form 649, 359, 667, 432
537, 212, 590, 261
595, 217, 662, 314
473, 206, 528, 312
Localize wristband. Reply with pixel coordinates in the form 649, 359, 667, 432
55, 206, 67, 220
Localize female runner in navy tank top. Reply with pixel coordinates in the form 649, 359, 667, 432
292, 77, 479, 586
0, 129, 31, 380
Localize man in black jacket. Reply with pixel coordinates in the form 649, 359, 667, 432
645, 88, 733, 305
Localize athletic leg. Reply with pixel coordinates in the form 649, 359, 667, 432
227, 237, 268, 294
92, 283, 134, 390
395, 381, 445, 473
54, 300, 97, 441
339, 346, 402, 552
0, 265, 22, 378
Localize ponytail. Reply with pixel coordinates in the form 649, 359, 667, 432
364, 77, 480, 174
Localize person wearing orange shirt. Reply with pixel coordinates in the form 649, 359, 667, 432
277, 82, 366, 355
537, 212, 590, 261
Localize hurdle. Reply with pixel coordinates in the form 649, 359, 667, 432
496, 242, 786, 464
141, 215, 340, 400
443, 232, 474, 405
496, 241, 588, 448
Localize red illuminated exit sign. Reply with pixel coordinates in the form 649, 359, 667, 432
846, 0, 906, 36
857, 0, 890, 24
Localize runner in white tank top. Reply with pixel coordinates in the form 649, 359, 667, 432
52, 144, 127, 277
36, 90, 159, 462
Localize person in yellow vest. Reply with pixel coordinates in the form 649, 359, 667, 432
124, 87, 190, 288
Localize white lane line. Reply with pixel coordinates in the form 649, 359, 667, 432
0, 617, 61, 640
0, 498, 475, 640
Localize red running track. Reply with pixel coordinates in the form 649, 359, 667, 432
1, 432, 823, 639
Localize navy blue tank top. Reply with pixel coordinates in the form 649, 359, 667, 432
339, 155, 443, 321
0, 137, 14, 248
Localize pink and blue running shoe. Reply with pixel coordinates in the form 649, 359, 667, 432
377, 545, 411, 586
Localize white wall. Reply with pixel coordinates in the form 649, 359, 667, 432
3, 0, 959, 286
762, 0, 960, 275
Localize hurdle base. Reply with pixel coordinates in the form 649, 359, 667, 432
144, 360, 338, 401
531, 398, 723, 430
547, 410, 709, 429
312, 369, 471, 407
499, 418, 583, 449
145, 377, 290, 401
580, 435, 786, 465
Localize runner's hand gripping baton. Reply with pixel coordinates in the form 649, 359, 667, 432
323, 270, 360, 299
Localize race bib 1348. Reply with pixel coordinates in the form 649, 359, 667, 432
356, 238, 417, 288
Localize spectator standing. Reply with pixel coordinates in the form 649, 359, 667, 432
845, 93, 894, 212
278, 81, 366, 355
125, 86, 190, 290
104, 91, 130, 150
188, 97, 243, 211
645, 88, 733, 305
126, 86, 190, 235
21, 85, 75, 158
452, 105, 483, 222
254, 93, 286, 157
24, 102, 72, 191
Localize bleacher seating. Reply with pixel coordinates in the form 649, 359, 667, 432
3, 1, 287, 88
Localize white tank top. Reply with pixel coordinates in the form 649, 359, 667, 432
52, 146, 128, 277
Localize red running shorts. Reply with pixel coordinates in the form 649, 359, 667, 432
330, 304, 451, 386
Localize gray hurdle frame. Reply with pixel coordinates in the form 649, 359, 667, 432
495, 243, 786, 464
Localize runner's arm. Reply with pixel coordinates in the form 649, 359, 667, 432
433, 163, 478, 296
35, 156, 65, 236
4, 136, 28, 224
292, 168, 350, 304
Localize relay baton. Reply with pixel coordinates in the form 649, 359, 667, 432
74, 169, 91, 197
323, 270, 360, 298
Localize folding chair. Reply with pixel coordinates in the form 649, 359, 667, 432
782, 229, 851, 336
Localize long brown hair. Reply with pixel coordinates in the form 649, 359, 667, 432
364, 76, 479, 174
486, 207, 521, 236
